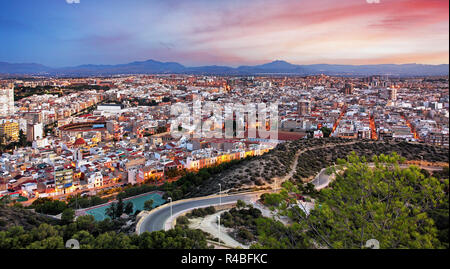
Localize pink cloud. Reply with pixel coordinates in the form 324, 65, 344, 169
177, 0, 448, 65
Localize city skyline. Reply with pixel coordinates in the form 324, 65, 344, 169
0, 0, 448, 254
0, 0, 448, 67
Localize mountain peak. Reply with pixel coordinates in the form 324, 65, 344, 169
270, 60, 291, 64
0, 59, 448, 76
257, 60, 298, 70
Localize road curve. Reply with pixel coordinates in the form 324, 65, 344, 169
137, 192, 260, 234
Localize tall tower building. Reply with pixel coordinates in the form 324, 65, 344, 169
298, 100, 311, 116
388, 88, 397, 101
0, 83, 15, 117
343, 83, 354, 95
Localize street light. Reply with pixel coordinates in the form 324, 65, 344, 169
217, 215, 221, 244
218, 183, 221, 206
168, 197, 172, 219
319, 169, 322, 186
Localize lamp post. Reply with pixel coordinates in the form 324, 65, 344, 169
218, 183, 221, 206
319, 170, 321, 186
168, 197, 172, 219
217, 215, 221, 244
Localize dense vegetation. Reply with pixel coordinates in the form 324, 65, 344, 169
29, 195, 110, 216
185, 206, 216, 218
0, 205, 60, 232
219, 202, 264, 245
105, 197, 134, 220
14, 85, 110, 101
116, 185, 159, 200
31, 198, 67, 215
252, 152, 449, 249
128, 96, 170, 107
294, 140, 448, 182
194, 138, 448, 197
0, 213, 210, 249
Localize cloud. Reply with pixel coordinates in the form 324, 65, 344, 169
169, 0, 449, 65
1, 0, 448, 66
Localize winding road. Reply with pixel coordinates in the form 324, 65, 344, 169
137, 192, 262, 234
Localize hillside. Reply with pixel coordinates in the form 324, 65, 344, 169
186, 138, 449, 197
0, 206, 60, 232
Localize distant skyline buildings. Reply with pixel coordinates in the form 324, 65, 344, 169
298, 101, 311, 116
0, 84, 14, 117
0, 0, 448, 67
344, 83, 354, 95
389, 87, 397, 101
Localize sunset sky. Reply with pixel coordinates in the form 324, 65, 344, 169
0, 0, 448, 67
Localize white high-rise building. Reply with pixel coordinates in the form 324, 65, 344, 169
388, 88, 397, 101
27, 123, 43, 142
0, 83, 15, 117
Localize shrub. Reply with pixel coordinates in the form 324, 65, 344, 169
176, 216, 190, 225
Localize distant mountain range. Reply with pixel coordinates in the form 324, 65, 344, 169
0, 59, 448, 77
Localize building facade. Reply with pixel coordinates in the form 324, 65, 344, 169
0, 119, 19, 142
0, 83, 14, 117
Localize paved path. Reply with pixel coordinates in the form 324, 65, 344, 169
311, 167, 335, 190
271, 141, 361, 190
188, 210, 249, 249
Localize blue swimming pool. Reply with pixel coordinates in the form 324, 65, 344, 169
85, 192, 165, 221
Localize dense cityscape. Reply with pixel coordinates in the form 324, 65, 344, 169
0, 75, 448, 201
0, 1, 448, 264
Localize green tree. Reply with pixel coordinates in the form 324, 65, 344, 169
320, 126, 332, 138
19, 129, 27, 147
32, 198, 67, 215
256, 152, 448, 249
124, 202, 134, 215
27, 236, 65, 249
105, 203, 118, 220
72, 230, 95, 249
236, 200, 246, 209
75, 215, 96, 233
61, 208, 75, 224
116, 198, 124, 216
0, 195, 11, 206
144, 199, 154, 211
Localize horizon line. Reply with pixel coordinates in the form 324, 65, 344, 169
1, 58, 449, 69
